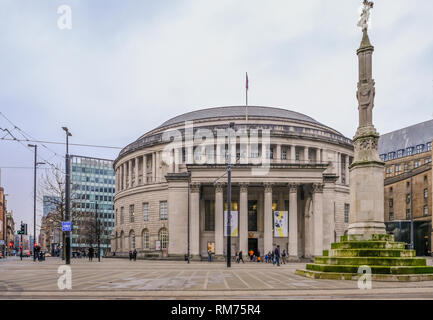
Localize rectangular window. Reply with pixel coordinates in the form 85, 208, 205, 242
426, 158, 432, 164
395, 164, 402, 173
344, 204, 350, 223
406, 194, 411, 204
129, 204, 135, 222
424, 205, 428, 217
204, 200, 215, 231
386, 166, 393, 174
427, 142, 432, 151
248, 200, 258, 232
143, 203, 149, 221
416, 145, 424, 154
414, 161, 421, 168
406, 208, 411, 220
295, 150, 300, 161
389, 199, 393, 208
397, 149, 404, 158
389, 212, 394, 221
160, 201, 168, 220
425, 189, 428, 200
281, 149, 287, 160
406, 147, 413, 156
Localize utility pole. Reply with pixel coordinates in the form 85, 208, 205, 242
28, 144, 45, 261
62, 127, 72, 265
226, 122, 235, 268
187, 171, 191, 264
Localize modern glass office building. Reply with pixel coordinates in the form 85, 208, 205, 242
70, 155, 115, 256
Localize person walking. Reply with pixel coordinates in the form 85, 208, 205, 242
88, 246, 94, 262
129, 250, 133, 261
235, 250, 239, 263
133, 249, 137, 261
281, 249, 287, 265
274, 245, 281, 267
238, 250, 245, 263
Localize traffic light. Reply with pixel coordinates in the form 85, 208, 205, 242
17, 223, 27, 235
9, 241, 13, 248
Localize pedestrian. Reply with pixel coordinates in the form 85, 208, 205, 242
274, 245, 281, 266
208, 249, 212, 262
281, 249, 287, 264
129, 250, 133, 261
88, 246, 94, 262
235, 250, 239, 263
133, 249, 137, 261
238, 250, 245, 263
257, 250, 261, 263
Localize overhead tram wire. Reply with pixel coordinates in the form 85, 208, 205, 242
0, 137, 122, 150
0, 111, 64, 159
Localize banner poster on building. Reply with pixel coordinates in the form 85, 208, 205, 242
274, 211, 288, 237
224, 211, 239, 237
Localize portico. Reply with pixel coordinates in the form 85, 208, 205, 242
187, 163, 329, 260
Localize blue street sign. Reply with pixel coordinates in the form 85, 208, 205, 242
62, 221, 72, 232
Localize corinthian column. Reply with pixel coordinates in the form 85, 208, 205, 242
263, 183, 273, 254
239, 183, 248, 255
214, 183, 224, 256
312, 183, 324, 256
288, 183, 298, 258
190, 183, 200, 257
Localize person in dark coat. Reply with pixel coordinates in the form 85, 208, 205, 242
238, 250, 245, 264
133, 249, 137, 261
274, 245, 281, 266
129, 250, 133, 261
88, 246, 94, 262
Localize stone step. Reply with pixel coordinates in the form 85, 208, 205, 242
331, 241, 406, 250
314, 256, 427, 266
330, 249, 416, 258
340, 234, 395, 242
296, 269, 433, 281
306, 263, 433, 275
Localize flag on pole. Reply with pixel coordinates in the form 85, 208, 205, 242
245, 72, 248, 122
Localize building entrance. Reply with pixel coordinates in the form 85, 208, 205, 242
248, 238, 258, 257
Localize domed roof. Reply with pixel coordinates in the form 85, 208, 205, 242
157, 106, 321, 129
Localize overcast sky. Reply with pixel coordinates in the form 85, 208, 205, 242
0, 0, 432, 239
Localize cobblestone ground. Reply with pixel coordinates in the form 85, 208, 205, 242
1, 257, 433, 299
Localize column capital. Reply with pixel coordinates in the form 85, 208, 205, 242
190, 182, 201, 193
312, 183, 324, 193
215, 183, 224, 193
263, 182, 273, 193
288, 183, 298, 193
239, 183, 248, 193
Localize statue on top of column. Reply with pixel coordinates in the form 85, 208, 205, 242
357, 0, 374, 31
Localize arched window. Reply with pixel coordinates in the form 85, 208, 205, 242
142, 229, 150, 250
120, 231, 124, 251
159, 228, 168, 249
129, 230, 135, 250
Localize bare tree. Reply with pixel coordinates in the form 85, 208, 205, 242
38, 165, 98, 255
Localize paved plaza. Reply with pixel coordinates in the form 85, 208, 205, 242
1, 257, 433, 299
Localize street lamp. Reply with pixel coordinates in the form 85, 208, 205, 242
226, 122, 235, 268
62, 127, 72, 265
28, 144, 45, 261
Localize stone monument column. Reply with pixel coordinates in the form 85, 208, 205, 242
347, 13, 386, 237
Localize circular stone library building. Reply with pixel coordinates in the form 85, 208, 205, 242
111, 106, 353, 260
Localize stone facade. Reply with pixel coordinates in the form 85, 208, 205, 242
112, 106, 353, 259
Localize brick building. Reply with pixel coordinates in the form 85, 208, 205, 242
379, 119, 433, 255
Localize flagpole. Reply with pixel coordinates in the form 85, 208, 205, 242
246, 72, 248, 123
